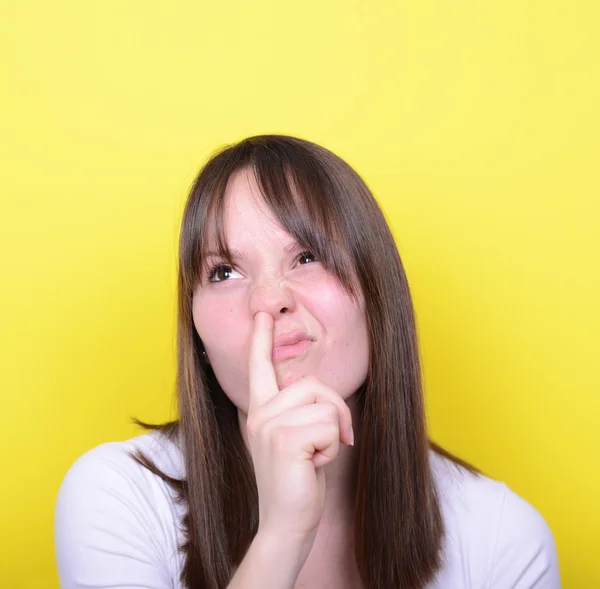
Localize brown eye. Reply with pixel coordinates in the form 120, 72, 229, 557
298, 251, 318, 265
206, 264, 241, 282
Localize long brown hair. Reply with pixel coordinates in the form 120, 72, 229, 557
130, 134, 481, 589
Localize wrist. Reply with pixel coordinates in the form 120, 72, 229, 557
253, 526, 314, 571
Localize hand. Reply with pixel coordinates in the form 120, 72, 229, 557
246, 311, 354, 549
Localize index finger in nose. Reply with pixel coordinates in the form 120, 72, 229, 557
248, 311, 279, 412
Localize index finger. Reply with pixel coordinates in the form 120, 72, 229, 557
248, 311, 280, 412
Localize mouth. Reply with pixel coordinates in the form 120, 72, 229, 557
272, 338, 313, 362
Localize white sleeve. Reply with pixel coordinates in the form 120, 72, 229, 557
489, 483, 561, 588
54, 442, 176, 589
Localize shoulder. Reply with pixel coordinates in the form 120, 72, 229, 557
55, 429, 184, 518
55, 430, 185, 588
429, 450, 561, 588
55, 428, 185, 523
58, 428, 184, 486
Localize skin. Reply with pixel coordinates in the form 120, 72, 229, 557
191, 168, 369, 586
191, 167, 369, 410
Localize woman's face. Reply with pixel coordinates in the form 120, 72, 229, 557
191, 168, 369, 414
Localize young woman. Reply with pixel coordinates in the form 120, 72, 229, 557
55, 134, 561, 588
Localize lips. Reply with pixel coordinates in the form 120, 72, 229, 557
272, 329, 314, 362
273, 330, 313, 348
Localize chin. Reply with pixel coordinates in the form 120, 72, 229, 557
277, 370, 305, 390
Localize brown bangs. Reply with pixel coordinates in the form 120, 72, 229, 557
185, 137, 361, 303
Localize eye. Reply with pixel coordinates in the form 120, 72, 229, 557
205, 263, 242, 283
298, 251, 318, 265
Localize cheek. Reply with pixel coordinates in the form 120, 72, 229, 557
192, 294, 241, 352
311, 284, 369, 390
192, 293, 250, 409
309, 280, 363, 328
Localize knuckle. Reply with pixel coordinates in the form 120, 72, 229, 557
326, 421, 339, 437
272, 426, 294, 450
321, 402, 339, 422
260, 419, 276, 441
298, 376, 323, 401
245, 414, 262, 437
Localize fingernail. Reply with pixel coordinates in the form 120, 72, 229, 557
348, 425, 354, 446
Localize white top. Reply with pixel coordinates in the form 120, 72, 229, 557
54, 430, 561, 588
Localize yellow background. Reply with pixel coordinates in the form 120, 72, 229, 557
1, 1, 598, 587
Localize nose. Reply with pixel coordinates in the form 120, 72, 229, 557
248, 277, 297, 317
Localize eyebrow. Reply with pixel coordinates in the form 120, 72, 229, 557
203, 248, 244, 261
203, 242, 302, 260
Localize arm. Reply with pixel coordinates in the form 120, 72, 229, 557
489, 484, 561, 588
226, 530, 311, 589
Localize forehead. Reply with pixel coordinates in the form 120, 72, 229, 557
204, 168, 293, 250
